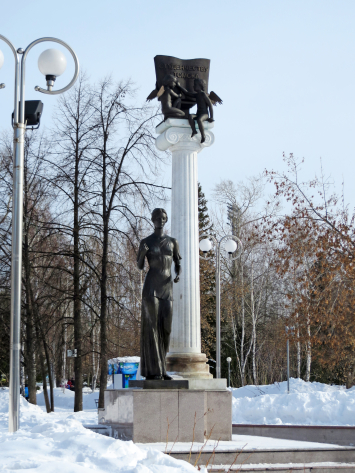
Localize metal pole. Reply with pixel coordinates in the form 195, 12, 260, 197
9, 121, 25, 432
228, 361, 230, 387
216, 244, 221, 379
0, 35, 21, 434
199, 234, 242, 381
1, 35, 79, 434
287, 338, 290, 394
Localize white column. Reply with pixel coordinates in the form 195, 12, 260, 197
156, 119, 214, 378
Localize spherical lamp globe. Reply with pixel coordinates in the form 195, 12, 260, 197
225, 239, 237, 254
38, 49, 67, 77
199, 238, 212, 253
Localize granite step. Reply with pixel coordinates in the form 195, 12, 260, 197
206, 463, 355, 472
169, 446, 355, 467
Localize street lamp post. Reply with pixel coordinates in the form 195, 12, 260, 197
0, 35, 79, 433
285, 326, 294, 394
199, 234, 242, 379
226, 357, 232, 387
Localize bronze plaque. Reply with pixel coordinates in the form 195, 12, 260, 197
154, 55, 210, 111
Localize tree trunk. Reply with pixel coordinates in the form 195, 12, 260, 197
305, 314, 311, 381
91, 323, 96, 392
240, 258, 245, 386
25, 309, 36, 404
23, 160, 37, 404
62, 323, 67, 390
251, 259, 257, 385
35, 324, 50, 413
99, 142, 108, 409
73, 144, 83, 412
42, 337, 54, 411
24, 254, 36, 404
296, 316, 301, 379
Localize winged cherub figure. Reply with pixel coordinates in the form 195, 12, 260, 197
176, 78, 223, 143
146, 74, 186, 120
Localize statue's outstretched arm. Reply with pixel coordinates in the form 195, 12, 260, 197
169, 88, 181, 99
176, 83, 196, 99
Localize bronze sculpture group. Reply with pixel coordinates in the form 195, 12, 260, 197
136, 56, 220, 381
147, 72, 222, 143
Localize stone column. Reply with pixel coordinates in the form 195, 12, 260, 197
156, 118, 214, 379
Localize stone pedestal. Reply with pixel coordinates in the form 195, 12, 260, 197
129, 378, 227, 390
98, 388, 232, 443
155, 119, 214, 379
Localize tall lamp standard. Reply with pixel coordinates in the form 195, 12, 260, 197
226, 357, 232, 387
285, 326, 295, 394
199, 234, 242, 379
0, 35, 79, 433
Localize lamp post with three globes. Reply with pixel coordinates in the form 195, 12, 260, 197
0, 34, 79, 433
199, 234, 242, 379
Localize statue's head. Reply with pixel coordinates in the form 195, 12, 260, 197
194, 78, 206, 92
151, 208, 168, 229
162, 74, 177, 88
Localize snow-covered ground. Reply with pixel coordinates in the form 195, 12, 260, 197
1, 379, 355, 471
37, 386, 98, 412
0, 387, 197, 472
231, 378, 355, 425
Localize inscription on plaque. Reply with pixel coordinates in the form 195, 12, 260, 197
146, 55, 222, 143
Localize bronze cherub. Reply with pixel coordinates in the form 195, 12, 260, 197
147, 74, 222, 143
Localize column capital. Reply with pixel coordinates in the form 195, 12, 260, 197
155, 118, 215, 153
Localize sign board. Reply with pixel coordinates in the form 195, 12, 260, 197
67, 349, 77, 358
153, 55, 211, 111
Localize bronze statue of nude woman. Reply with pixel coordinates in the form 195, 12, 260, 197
137, 208, 181, 380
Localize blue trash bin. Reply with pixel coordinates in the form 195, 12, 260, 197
119, 362, 139, 388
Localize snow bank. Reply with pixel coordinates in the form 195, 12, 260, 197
108, 356, 140, 364
231, 378, 355, 425
0, 388, 197, 472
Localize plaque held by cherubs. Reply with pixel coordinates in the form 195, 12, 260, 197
146, 55, 222, 143
137, 208, 181, 380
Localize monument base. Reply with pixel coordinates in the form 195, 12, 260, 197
98, 388, 232, 443
129, 378, 227, 390
129, 379, 188, 389
166, 352, 213, 379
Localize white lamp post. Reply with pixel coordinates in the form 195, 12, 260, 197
199, 234, 242, 379
0, 35, 79, 433
285, 326, 295, 394
226, 356, 232, 387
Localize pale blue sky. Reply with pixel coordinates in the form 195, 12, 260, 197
1, 1, 355, 209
